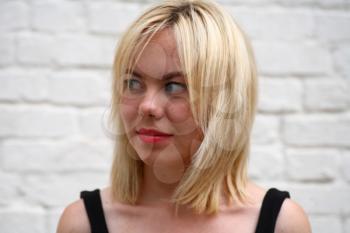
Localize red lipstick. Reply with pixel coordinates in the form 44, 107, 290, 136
137, 128, 173, 143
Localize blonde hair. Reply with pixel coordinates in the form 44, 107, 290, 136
109, 0, 257, 215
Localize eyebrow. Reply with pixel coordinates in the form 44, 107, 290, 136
126, 69, 184, 80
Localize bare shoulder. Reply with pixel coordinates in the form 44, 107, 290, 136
275, 198, 312, 233
56, 199, 90, 233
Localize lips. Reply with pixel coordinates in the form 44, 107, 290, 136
137, 128, 173, 136
136, 128, 173, 143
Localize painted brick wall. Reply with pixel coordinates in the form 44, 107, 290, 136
0, 0, 349, 232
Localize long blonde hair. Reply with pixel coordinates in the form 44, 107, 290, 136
109, 0, 258, 215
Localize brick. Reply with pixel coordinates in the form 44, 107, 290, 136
31, 0, 85, 32
79, 108, 113, 138
55, 35, 116, 67
17, 33, 55, 65
48, 208, 64, 233
0, 106, 78, 138
287, 184, 350, 215
283, 115, 350, 147
0, 207, 46, 233
342, 150, 350, 182
285, 149, 339, 181
309, 216, 342, 233
254, 42, 332, 75
0, 35, 15, 66
278, 0, 350, 6
1, 139, 113, 172
258, 78, 302, 113
268, 0, 350, 6
88, 2, 143, 34
229, 8, 314, 41
345, 218, 350, 233
251, 115, 279, 145
315, 12, 350, 42
316, 0, 350, 7
48, 71, 109, 106
274, 0, 314, 5
0, 173, 20, 206
0, 69, 49, 102
0, 1, 28, 31
0, 72, 23, 101
0, 106, 20, 137
248, 145, 284, 180
334, 44, 350, 78
21, 173, 109, 206
304, 78, 350, 111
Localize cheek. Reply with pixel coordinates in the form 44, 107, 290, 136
120, 98, 139, 129
166, 101, 199, 135
166, 100, 193, 123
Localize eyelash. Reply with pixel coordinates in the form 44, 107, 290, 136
123, 79, 187, 95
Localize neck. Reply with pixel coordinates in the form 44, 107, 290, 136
136, 162, 247, 214
137, 163, 184, 207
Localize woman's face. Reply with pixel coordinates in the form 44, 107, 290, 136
119, 28, 203, 181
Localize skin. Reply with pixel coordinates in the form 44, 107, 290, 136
56, 28, 312, 233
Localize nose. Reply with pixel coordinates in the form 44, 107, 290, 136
139, 89, 165, 119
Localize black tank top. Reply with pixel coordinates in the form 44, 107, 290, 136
80, 188, 290, 233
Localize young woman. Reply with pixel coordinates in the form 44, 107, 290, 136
57, 1, 311, 232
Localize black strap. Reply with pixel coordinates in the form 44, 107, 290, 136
80, 189, 109, 233
255, 188, 290, 233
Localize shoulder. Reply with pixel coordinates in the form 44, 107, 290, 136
275, 198, 312, 233
56, 199, 90, 233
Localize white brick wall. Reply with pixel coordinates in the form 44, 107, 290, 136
31, 1, 85, 33
0, 207, 46, 233
0, 0, 349, 232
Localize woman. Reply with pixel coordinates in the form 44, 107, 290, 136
57, 0, 311, 232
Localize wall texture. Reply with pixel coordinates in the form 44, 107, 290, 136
0, 0, 349, 232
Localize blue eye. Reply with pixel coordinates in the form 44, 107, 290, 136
124, 79, 142, 92
165, 82, 187, 94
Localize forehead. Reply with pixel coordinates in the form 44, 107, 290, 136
134, 28, 182, 79
149, 28, 177, 52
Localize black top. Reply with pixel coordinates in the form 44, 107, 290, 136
80, 188, 290, 233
